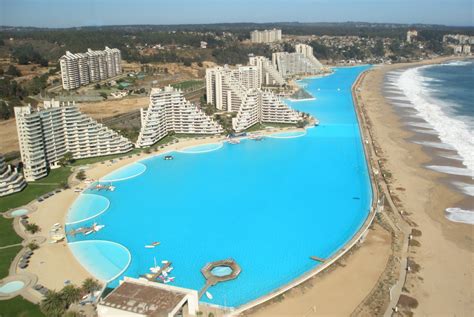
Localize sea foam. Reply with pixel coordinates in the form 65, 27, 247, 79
445, 208, 474, 225
397, 67, 474, 174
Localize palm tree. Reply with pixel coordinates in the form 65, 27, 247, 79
82, 278, 101, 294
40, 290, 66, 317
61, 284, 82, 308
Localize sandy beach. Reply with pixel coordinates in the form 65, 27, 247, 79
357, 57, 473, 315
9, 58, 473, 316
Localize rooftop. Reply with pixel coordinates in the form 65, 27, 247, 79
100, 279, 187, 316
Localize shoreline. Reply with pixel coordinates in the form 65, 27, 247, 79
357, 56, 474, 315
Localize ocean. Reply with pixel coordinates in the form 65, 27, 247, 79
385, 59, 474, 224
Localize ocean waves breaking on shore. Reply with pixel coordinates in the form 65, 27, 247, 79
384, 60, 474, 225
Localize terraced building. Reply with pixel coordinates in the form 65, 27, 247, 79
0, 155, 26, 196
15, 100, 133, 181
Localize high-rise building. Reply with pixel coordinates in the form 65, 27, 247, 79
60, 47, 122, 90
15, 100, 133, 181
232, 89, 301, 132
406, 29, 418, 43
250, 29, 282, 43
206, 65, 302, 132
272, 44, 324, 78
0, 154, 26, 196
249, 56, 286, 86
136, 87, 223, 148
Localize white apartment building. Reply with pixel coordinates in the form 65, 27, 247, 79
15, 100, 133, 181
406, 29, 418, 43
249, 55, 285, 86
60, 47, 122, 90
136, 86, 223, 148
250, 29, 282, 43
0, 155, 26, 197
272, 44, 325, 78
206, 65, 302, 132
206, 66, 256, 112
232, 89, 302, 132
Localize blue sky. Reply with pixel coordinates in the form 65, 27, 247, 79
0, 0, 472, 27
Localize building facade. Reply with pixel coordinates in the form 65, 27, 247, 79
136, 86, 223, 148
232, 89, 302, 132
250, 29, 282, 43
60, 47, 122, 90
406, 29, 418, 43
0, 155, 26, 197
248, 55, 286, 86
15, 100, 133, 181
272, 44, 325, 78
206, 65, 302, 132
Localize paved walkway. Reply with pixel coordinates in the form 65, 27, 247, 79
0, 243, 23, 250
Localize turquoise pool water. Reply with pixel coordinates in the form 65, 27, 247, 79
179, 142, 223, 153
268, 130, 307, 138
66, 66, 372, 307
0, 281, 25, 294
100, 162, 147, 182
211, 266, 233, 277
10, 209, 29, 217
66, 194, 110, 225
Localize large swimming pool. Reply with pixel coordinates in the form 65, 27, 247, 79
66, 66, 372, 307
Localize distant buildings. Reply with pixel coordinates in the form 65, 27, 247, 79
272, 44, 325, 78
15, 100, 133, 181
0, 155, 26, 196
136, 86, 223, 148
250, 29, 282, 43
443, 34, 474, 45
406, 29, 418, 43
200, 41, 208, 49
60, 47, 122, 90
206, 65, 302, 132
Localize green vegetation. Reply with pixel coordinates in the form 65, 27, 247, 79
0, 245, 22, 279
0, 296, 45, 317
25, 223, 40, 234
70, 149, 141, 167
0, 217, 22, 247
171, 79, 204, 91
75, 170, 86, 181
6, 65, 22, 77
0, 167, 72, 213
12, 44, 48, 66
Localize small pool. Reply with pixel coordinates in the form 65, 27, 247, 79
0, 281, 25, 294
10, 209, 29, 217
267, 131, 307, 139
101, 162, 147, 182
66, 194, 110, 224
179, 142, 223, 154
211, 266, 233, 277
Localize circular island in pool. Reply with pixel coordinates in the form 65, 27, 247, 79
65, 66, 373, 309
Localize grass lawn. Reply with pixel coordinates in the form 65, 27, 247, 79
0, 217, 22, 247
0, 245, 21, 279
71, 149, 141, 167
0, 296, 44, 317
0, 167, 72, 213
171, 79, 204, 91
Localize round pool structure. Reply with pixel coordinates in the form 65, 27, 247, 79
0, 281, 25, 294
66, 66, 372, 308
10, 209, 29, 217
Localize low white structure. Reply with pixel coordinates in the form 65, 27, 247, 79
272, 44, 325, 78
0, 155, 26, 196
15, 100, 133, 181
97, 277, 199, 317
136, 86, 223, 147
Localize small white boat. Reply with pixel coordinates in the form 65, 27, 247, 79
167, 267, 173, 273
228, 139, 240, 144
144, 245, 155, 249
150, 266, 161, 273
206, 291, 213, 300
93, 224, 105, 232
162, 260, 169, 264
84, 230, 94, 235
